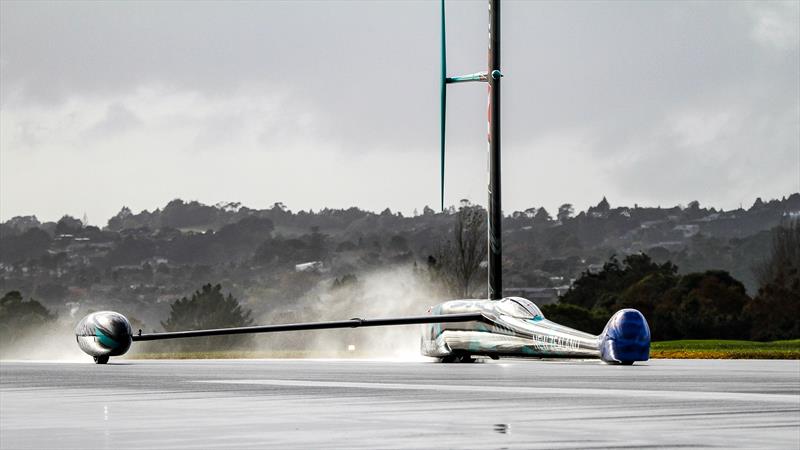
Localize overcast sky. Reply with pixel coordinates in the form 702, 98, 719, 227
1, 0, 798, 224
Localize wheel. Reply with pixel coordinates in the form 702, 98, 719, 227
620, 361, 634, 366
94, 355, 109, 364
439, 353, 476, 363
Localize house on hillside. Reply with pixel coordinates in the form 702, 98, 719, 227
295, 261, 327, 273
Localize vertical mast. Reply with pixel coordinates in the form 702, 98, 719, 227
488, 0, 502, 300
440, 0, 447, 212
440, 0, 502, 299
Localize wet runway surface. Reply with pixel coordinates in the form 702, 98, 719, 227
2, 358, 799, 449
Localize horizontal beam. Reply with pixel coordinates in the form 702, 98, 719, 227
132, 313, 487, 341
446, 72, 487, 84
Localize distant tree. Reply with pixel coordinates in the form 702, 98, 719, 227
589, 197, 611, 215
217, 217, 273, 241
212, 216, 275, 262
533, 207, 552, 224
746, 222, 800, 340
0, 291, 56, 349
105, 236, 157, 266
544, 228, 583, 253
561, 254, 676, 310
541, 303, 606, 335
161, 284, 253, 351
107, 206, 144, 230
160, 199, 220, 229
682, 200, 706, 220
754, 222, 800, 289
432, 206, 486, 297
55, 215, 83, 235
617, 269, 681, 339
308, 226, 328, 259
3, 216, 41, 234
557, 204, 574, 223
0, 227, 52, 263
657, 270, 749, 340
389, 235, 409, 252
254, 236, 313, 266
560, 254, 754, 340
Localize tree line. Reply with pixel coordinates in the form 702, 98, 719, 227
545, 221, 799, 340
2, 220, 797, 353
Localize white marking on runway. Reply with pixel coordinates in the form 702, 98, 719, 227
193, 379, 800, 404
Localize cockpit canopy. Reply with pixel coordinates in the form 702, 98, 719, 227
496, 297, 544, 320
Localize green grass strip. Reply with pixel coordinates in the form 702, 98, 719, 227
651, 339, 800, 359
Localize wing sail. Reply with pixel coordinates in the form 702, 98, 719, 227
440, 0, 447, 211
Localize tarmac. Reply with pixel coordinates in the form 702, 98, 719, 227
1, 358, 799, 449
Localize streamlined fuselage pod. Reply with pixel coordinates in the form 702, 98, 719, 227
421, 297, 650, 364
74, 311, 132, 363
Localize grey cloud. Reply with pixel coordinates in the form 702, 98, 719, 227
85, 102, 142, 138
0, 0, 797, 222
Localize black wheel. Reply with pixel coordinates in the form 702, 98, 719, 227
439, 353, 477, 363
620, 361, 634, 366
94, 355, 109, 365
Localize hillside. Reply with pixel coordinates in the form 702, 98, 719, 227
1, 194, 798, 332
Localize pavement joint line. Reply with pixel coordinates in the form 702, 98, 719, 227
192, 379, 800, 404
